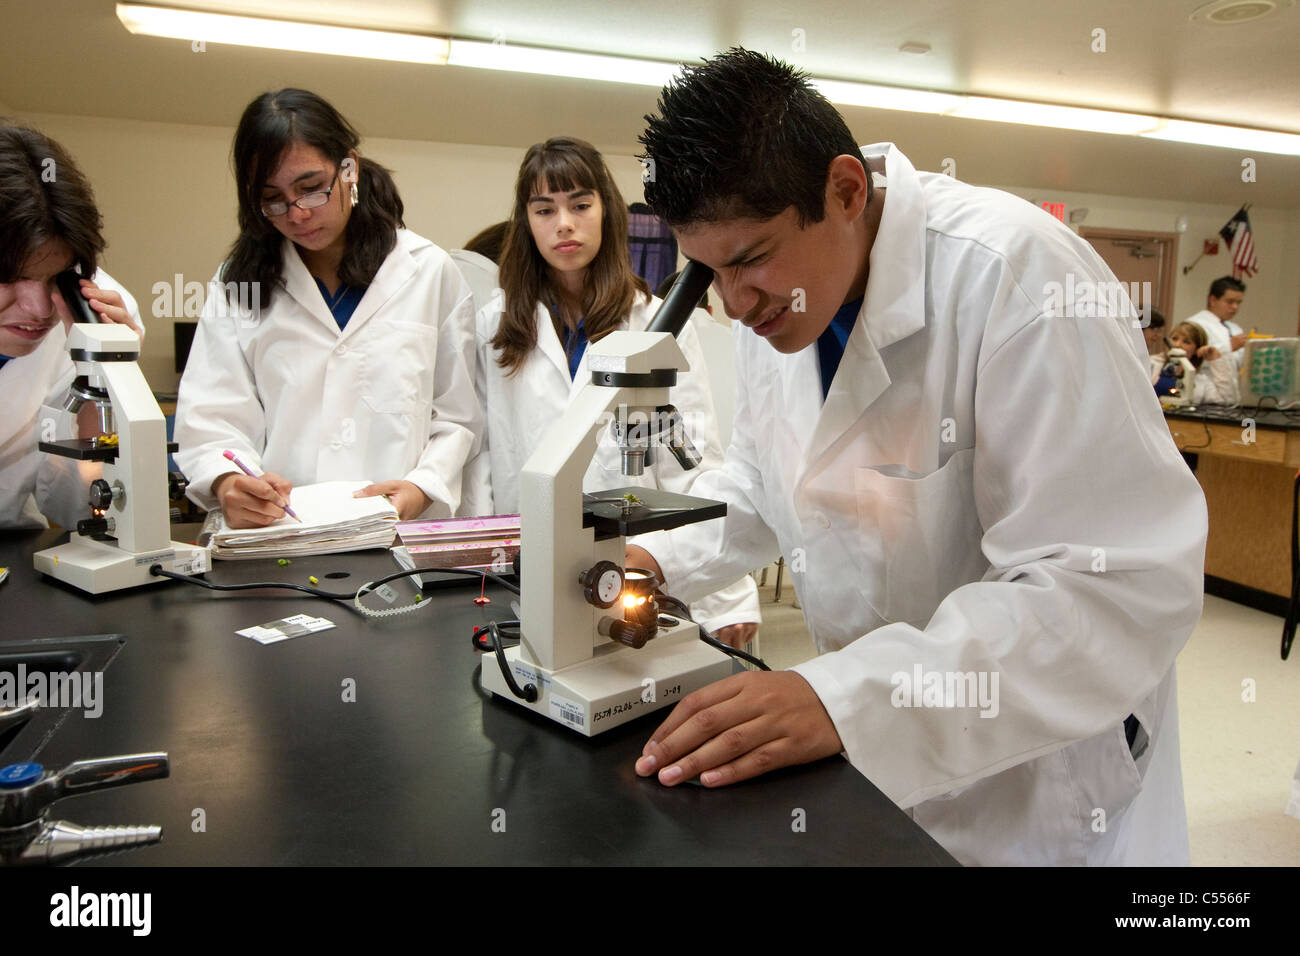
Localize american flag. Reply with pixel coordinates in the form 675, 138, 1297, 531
1218, 206, 1259, 280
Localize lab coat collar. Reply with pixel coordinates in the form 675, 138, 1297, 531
533, 300, 579, 392
859, 143, 928, 352
339, 229, 427, 340
280, 228, 429, 339
803, 144, 926, 465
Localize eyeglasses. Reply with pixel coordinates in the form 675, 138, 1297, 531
260, 168, 340, 218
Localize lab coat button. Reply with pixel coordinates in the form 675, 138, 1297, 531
336, 344, 347, 356
330, 440, 343, 451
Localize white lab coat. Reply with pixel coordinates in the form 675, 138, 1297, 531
641, 144, 1207, 866
175, 229, 481, 518
0, 271, 142, 530
472, 294, 761, 634
1186, 308, 1247, 373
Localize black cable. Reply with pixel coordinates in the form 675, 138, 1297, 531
487, 620, 537, 702
473, 620, 520, 651
151, 563, 520, 601
699, 632, 771, 671
655, 593, 771, 671
151, 565, 361, 599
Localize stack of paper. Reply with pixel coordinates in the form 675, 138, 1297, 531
394, 514, 520, 572
203, 481, 398, 560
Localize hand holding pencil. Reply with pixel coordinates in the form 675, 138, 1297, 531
213, 451, 301, 529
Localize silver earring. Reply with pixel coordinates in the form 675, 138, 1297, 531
350, 182, 359, 206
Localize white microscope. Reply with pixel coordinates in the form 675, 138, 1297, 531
1161, 344, 1198, 407
479, 263, 734, 735
33, 272, 206, 594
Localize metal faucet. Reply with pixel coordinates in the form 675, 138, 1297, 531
0, 752, 169, 865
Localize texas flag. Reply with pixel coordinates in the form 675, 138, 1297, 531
1218, 206, 1259, 280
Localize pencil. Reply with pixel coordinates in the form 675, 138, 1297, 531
221, 450, 302, 522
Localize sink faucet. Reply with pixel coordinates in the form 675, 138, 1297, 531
0, 752, 169, 865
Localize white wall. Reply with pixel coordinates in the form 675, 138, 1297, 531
14, 108, 1300, 390
995, 181, 1298, 338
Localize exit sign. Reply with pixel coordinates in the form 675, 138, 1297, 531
1041, 202, 1066, 222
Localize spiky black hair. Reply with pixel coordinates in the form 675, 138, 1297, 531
639, 48, 866, 227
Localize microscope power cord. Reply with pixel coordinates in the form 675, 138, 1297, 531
482, 620, 537, 702
655, 594, 771, 671
149, 564, 520, 617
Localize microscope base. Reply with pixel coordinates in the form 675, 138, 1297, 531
34, 537, 208, 594
481, 621, 734, 736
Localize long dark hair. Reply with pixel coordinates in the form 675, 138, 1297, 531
492, 137, 648, 376
0, 123, 104, 282
221, 89, 404, 309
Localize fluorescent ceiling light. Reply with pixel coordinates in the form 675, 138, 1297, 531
1140, 118, 1300, 156
949, 96, 1162, 136
448, 39, 678, 87
115, 3, 449, 64
115, 4, 1300, 155
813, 79, 963, 114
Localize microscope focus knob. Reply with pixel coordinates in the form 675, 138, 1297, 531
88, 479, 114, 510
581, 561, 624, 609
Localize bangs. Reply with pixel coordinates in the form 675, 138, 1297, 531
519, 143, 599, 203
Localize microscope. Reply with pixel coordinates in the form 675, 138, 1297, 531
33, 271, 206, 594
479, 263, 734, 735
1161, 344, 1198, 408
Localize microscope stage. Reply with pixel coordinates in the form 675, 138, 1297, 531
38, 439, 179, 462
582, 486, 726, 540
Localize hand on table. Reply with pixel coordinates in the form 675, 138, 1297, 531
355, 479, 430, 519
214, 470, 294, 528
635, 670, 843, 788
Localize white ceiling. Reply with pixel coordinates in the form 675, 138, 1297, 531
3, 0, 1300, 206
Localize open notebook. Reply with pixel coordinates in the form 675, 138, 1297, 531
200, 480, 398, 560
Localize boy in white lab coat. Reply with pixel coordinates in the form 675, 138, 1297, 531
626, 50, 1207, 865
0, 124, 144, 530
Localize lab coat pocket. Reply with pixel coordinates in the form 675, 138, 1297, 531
359, 320, 436, 415
853, 448, 988, 627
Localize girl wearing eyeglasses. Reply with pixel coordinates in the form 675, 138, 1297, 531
175, 89, 480, 528
470, 137, 759, 647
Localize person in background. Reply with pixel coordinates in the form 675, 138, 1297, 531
0, 123, 144, 530
1142, 309, 1178, 396
451, 220, 506, 315
472, 136, 760, 648
175, 89, 480, 528
1186, 276, 1250, 372
451, 221, 507, 516
1166, 321, 1239, 406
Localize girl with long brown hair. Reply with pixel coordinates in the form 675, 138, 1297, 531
472, 136, 760, 646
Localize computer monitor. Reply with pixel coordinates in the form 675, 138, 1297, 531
173, 321, 198, 375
